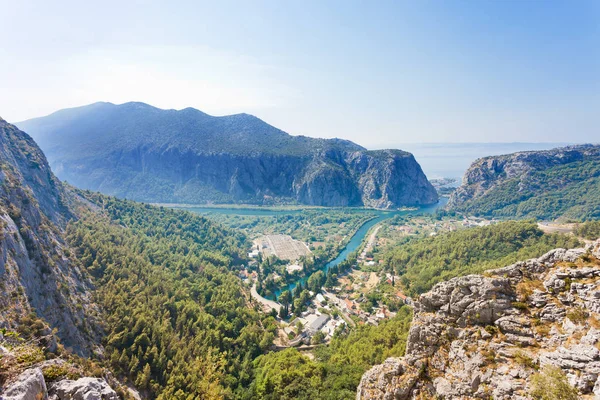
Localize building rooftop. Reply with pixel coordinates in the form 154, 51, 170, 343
308, 314, 330, 333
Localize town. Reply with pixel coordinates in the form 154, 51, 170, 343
243, 213, 499, 348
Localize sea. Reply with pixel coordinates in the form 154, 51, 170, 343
394, 142, 573, 183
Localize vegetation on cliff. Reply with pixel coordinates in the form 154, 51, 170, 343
382, 220, 581, 296
448, 145, 600, 220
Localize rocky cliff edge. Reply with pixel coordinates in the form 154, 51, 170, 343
357, 239, 600, 399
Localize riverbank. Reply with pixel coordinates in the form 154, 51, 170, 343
251, 283, 281, 313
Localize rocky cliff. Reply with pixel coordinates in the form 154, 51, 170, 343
357, 239, 600, 399
16, 102, 438, 208
447, 144, 600, 219
0, 117, 101, 356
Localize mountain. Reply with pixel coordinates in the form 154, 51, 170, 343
447, 144, 600, 220
0, 118, 268, 398
358, 239, 600, 399
0, 116, 101, 356
16, 102, 438, 208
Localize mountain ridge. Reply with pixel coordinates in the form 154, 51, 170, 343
447, 144, 600, 220
16, 102, 438, 208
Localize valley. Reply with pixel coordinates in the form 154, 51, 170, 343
1, 116, 598, 400
2, 3, 598, 399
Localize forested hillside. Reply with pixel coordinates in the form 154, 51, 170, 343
16, 102, 438, 208
382, 220, 581, 295
448, 145, 600, 220
66, 193, 271, 399
1, 117, 274, 399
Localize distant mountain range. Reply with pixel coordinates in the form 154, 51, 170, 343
17, 102, 438, 208
447, 144, 600, 220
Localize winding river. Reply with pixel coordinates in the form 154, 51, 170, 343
182, 198, 448, 300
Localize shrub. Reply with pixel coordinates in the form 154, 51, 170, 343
513, 351, 537, 369
512, 301, 529, 311
566, 308, 588, 324
42, 364, 70, 382
529, 365, 578, 400
484, 325, 499, 336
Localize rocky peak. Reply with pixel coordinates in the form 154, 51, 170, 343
357, 239, 600, 399
447, 144, 600, 213
16, 102, 438, 208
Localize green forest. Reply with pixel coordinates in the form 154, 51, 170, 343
452, 158, 600, 220
381, 220, 581, 296
67, 193, 271, 399
250, 306, 412, 399
574, 220, 600, 240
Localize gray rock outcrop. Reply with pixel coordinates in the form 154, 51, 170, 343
357, 239, 600, 399
0, 117, 101, 356
50, 378, 118, 400
1, 368, 47, 400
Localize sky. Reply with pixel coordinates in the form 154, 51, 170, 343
1, 0, 599, 147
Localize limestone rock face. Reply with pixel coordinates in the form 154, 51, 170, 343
1, 368, 48, 400
446, 144, 600, 218
356, 358, 420, 400
0, 118, 101, 356
50, 378, 118, 400
357, 239, 600, 399
16, 102, 438, 208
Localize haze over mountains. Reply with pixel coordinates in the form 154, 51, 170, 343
17, 102, 438, 208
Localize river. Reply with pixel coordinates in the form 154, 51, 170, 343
271, 197, 448, 298
182, 198, 448, 301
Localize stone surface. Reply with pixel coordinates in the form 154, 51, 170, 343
357, 239, 600, 399
2, 368, 48, 400
50, 378, 118, 400
0, 118, 101, 356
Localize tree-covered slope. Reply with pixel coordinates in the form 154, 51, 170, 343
1, 117, 272, 398
447, 144, 600, 220
382, 220, 581, 296
67, 193, 271, 399
16, 102, 438, 208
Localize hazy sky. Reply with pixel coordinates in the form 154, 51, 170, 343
1, 0, 599, 147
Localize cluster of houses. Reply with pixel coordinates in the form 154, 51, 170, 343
336, 292, 399, 325
284, 293, 346, 346
388, 216, 496, 239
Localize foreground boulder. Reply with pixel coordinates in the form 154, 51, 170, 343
357, 239, 600, 399
1, 368, 47, 400
50, 377, 118, 400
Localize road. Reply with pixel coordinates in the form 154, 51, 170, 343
251, 282, 281, 313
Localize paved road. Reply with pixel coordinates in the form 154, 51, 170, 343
251, 282, 281, 313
